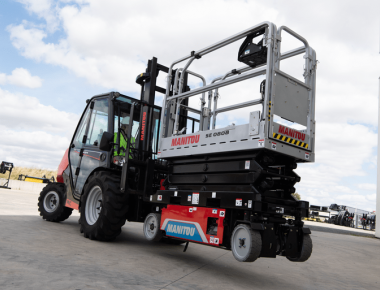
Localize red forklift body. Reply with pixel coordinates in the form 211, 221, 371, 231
160, 205, 225, 246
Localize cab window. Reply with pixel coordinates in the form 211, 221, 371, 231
86, 98, 109, 146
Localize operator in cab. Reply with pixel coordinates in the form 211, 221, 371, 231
114, 116, 135, 162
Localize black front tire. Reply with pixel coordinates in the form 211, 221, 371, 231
286, 234, 313, 262
38, 183, 73, 222
80, 171, 128, 241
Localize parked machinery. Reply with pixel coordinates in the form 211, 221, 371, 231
367, 214, 376, 230
38, 22, 317, 263
362, 214, 376, 230
18, 174, 55, 183
0, 161, 13, 189
360, 214, 368, 229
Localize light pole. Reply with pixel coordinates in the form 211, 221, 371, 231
376, 77, 380, 238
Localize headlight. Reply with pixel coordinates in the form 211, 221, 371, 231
113, 156, 125, 166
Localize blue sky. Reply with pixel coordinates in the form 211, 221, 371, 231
0, 0, 379, 211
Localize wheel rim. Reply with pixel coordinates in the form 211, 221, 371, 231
85, 186, 102, 225
232, 227, 251, 259
43, 191, 59, 213
144, 214, 159, 239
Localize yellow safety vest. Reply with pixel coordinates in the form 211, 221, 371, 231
113, 133, 135, 158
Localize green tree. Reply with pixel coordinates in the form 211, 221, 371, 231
292, 192, 301, 200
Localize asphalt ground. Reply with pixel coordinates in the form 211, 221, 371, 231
0, 188, 379, 290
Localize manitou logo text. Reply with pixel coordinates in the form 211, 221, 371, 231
171, 135, 200, 146
278, 125, 305, 141
167, 224, 196, 236
140, 112, 147, 141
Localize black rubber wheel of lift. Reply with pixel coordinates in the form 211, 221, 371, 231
38, 183, 73, 222
286, 234, 313, 262
143, 213, 163, 242
79, 171, 128, 241
231, 224, 262, 262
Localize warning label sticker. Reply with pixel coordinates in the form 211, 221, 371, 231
210, 236, 214, 244
188, 195, 192, 202
214, 238, 219, 244
248, 200, 252, 209
212, 209, 217, 214
189, 208, 193, 212
192, 193, 199, 205
271, 142, 277, 150
272, 125, 309, 149
220, 211, 225, 217
258, 139, 264, 147
236, 199, 242, 206
245, 161, 250, 169
158, 195, 162, 201
305, 152, 310, 160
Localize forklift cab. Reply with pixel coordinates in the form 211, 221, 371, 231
68, 92, 162, 200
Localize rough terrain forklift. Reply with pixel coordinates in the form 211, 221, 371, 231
38, 22, 316, 262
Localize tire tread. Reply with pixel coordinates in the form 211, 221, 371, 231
37, 183, 73, 222
80, 171, 128, 241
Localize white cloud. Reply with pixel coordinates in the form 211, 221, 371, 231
0, 87, 78, 134
16, 0, 59, 32
367, 194, 376, 202
0, 68, 43, 88
0, 88, 79, 169
294, 121, 377, 211
358, 183, 377, 191
8, 0, 279, 91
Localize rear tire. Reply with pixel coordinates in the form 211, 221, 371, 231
231, 224, 262, 262
80, 171, 128, 241
143, 213, 163, 242
38, 183, 73, 222
286, 234, 313, 262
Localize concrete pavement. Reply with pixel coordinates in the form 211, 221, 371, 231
0, 188, 379, 290
304, 220, 375, 238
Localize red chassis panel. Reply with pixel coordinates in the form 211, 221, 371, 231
160, 205, 225, 246
57, 148, 69, 183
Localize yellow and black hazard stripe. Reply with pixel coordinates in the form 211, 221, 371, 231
268, 101, 271, 121
272, 132, 309, 149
